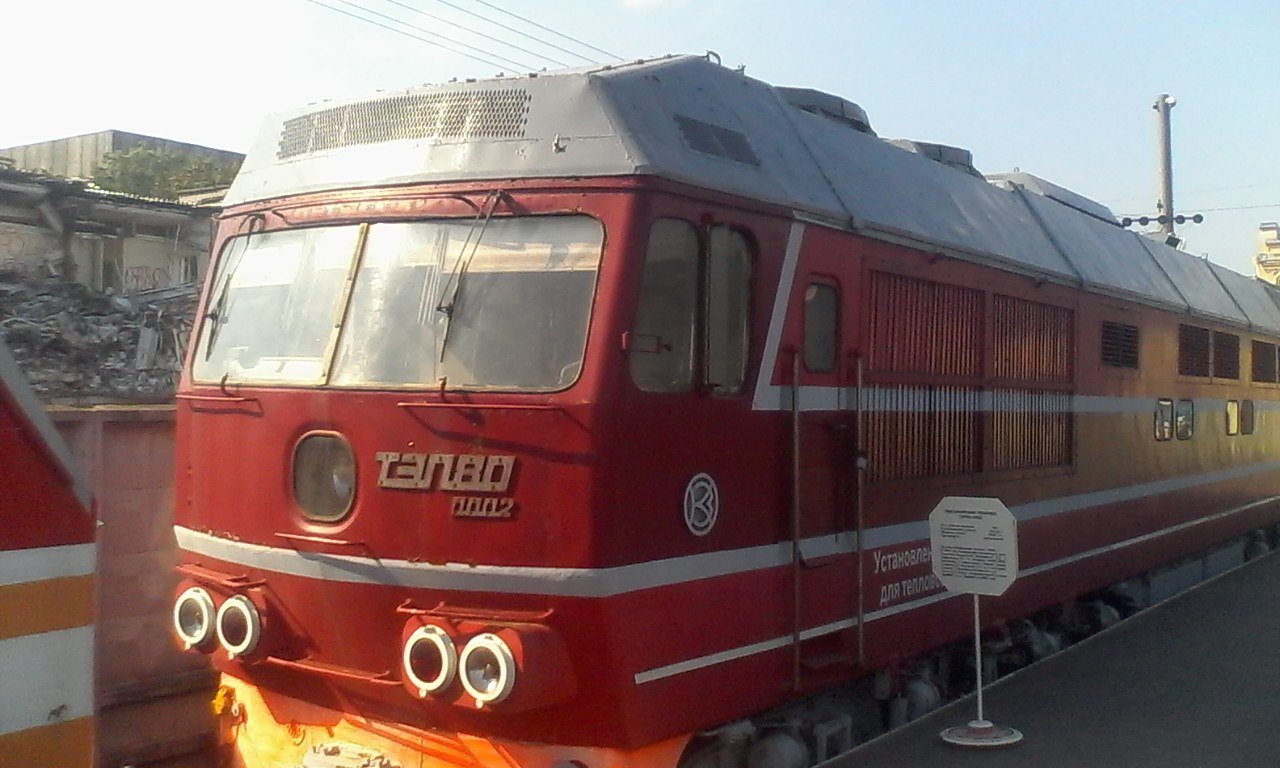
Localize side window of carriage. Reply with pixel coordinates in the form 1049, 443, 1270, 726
1175, 399, 1194, 440
1154, 399, 1173, 441
803, 278, 840, 374
628, 219, 753, 394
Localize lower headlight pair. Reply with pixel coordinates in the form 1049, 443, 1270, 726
173, 586, 261, 659
403, 625, 516, 707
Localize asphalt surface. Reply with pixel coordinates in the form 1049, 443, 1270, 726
835, 552, 1280, 767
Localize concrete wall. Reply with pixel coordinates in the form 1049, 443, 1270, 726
0, 219, 206, 291
0, 131, 243, 181
0, 221, 62, 277
121, 236, 202, 291
0, 132, 116, 180
51, 406, 217, 768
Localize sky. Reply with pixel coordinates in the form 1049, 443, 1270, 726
3, 0, 1277, 275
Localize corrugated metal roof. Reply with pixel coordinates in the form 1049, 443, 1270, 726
0, 166, 201, 212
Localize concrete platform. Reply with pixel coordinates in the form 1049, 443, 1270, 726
835, 552, 1280, 767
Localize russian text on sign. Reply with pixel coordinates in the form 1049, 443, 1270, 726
928, 496, 1018, 597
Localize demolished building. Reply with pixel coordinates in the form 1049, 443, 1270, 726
0, 162, 214, 402
0, 163, 214, 291
0, 274, 195, 403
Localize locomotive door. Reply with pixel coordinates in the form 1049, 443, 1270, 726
793, 274, 854, 539
790, 258, 866, 669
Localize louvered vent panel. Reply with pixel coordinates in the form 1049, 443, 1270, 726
1213, 331, 1240, 379
868, 273, 982, 377
1252, 340, 1277, 383
278, 89, 532, 159
992, 295, 1073, 382
866, 385, 981, 481
1178, 324, 1211, 377
991, 390, 1074, 470
673, 115, 761, 166
1100, 321, 1140, 369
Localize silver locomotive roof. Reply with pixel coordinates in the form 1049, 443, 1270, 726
227, 54, 1279, 333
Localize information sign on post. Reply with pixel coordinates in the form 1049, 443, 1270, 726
929, 496, 1018, 596
928, 496, 1023, 747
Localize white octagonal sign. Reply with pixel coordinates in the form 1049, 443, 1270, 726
929, 496, 1019, 596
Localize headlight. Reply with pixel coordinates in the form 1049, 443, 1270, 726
292, 432, 356, 522
216, 595, 262, 660
172, 587, 216, 651
459, 633, 516, 707
402, 624, 458, 698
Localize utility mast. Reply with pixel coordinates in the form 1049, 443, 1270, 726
1154, 94, 1176, 237
1122, 95, 1201, 244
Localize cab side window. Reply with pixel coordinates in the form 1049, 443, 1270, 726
630, 219, 698, 393
629, 219, 754, 395
705, 227, 753, 394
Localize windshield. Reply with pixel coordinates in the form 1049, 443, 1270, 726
192, 215, 604, 390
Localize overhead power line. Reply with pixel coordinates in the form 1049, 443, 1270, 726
377, 0, 572, 68
1116, 202, 1279, 218
332, 0, 534, 70
1193, 202, 1280, 213
462, 0, 622, 63
1104, 181, 1280, 207
426, 0, 609, 65
302, 0, 521, 72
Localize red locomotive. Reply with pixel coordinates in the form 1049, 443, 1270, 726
172, 55, 1280, 767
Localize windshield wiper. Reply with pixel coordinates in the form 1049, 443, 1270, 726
203, 246, 245, 360
435, 191, 501, 363
203, 216, 261, 361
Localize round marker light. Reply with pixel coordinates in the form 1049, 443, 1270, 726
172, 587, 216, 650
216, 595, 262, 660
459, 633, 516, 707
292, 433, 356, 523
402, 625, 458, 698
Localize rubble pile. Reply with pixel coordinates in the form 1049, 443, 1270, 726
0, 269, 198, 403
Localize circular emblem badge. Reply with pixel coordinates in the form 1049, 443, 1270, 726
683, 473, 719, 536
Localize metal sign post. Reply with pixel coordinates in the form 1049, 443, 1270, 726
928, 496, 1023, 747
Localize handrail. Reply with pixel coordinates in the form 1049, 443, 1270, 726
262, 656, 400, 687
176, 562, 265, 591
396, 599, 554, 623
791, 352, 802, 692
854, 353, 867, 667
396, 401, 563, 412
176, 393, 259, 404
274, 532, 366, 548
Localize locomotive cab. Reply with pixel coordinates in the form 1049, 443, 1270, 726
172, 172, 807, 761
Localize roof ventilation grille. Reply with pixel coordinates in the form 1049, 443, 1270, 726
278, 89, 532, 159
673, 115, 761, 166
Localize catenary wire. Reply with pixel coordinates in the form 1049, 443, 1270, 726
1187, 202, 1280, 213
1104, 181, 1280, 207
1116, 203, 1280, 217
302, 0, 522, 72
461, 0, 622, 62
377, 0, 572, 68
332, 0, 535, 70
426, 0, 608, 65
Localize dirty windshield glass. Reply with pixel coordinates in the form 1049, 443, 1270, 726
193, 216, 603, 390
193, 226, 360, 383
